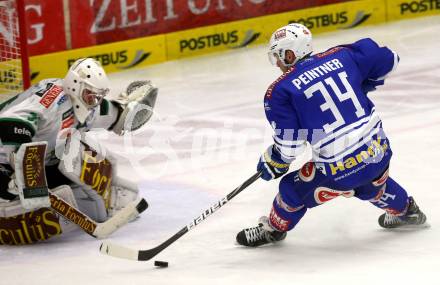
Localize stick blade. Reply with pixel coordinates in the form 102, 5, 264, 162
93, 198, 148, 239
99, 241, 140, 261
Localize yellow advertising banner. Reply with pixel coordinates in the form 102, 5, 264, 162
386, 0, 440, 21
274, 0, 387, 34
165, 17, 272, 60
22, 0, 437, 87
29, 35, 166, 84
165, 0, 387, 60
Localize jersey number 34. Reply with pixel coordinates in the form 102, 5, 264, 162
304, 71, 365, 133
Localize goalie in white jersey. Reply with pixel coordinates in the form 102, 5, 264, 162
0, 58, 157, 245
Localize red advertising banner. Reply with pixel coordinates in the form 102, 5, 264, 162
13, 0, 353, 56
69, 0, 351, 49
1, 0, 65, 58
25, 0, 66, 55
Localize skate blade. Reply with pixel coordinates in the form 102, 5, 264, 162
384, 222, 431, 231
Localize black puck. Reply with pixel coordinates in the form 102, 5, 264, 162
154, 260, 168, 268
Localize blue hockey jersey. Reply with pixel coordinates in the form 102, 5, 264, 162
264, 38, 399, 189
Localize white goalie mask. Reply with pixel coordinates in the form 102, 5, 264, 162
268, 23, 313, 67
63, 58, 110, 123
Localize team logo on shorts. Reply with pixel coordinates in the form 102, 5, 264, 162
299, 162, 315, 182
314, 187, 355, 204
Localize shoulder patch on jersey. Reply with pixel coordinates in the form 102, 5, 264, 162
316, 47, 344, 58
265, 67, 296, 99
0, 118, 36, 145
39, 83, 63, 108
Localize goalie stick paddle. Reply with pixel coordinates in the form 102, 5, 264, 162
99, 171, 262, 261
50, 192, 148, 239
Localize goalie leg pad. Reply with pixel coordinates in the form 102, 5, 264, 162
0, 185, 78, 245
72, 185, 108, 223
109, 176, 140, 217
57, 133, 114, 209
13, 142, 51, 210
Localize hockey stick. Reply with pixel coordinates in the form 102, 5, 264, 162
99, 171, 262, 261
49, 191, 148, 239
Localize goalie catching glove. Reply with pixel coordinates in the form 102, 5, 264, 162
112, 80, 158, 135
257, 145, 291, 181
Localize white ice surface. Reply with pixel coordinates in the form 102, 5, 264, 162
1, 16, 440, 285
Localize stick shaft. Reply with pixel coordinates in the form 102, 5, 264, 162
101, 172, 262, 261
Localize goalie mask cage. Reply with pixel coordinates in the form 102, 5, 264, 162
0, 0, 30, 100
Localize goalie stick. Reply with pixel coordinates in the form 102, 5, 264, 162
99, 171, 262, 261
50, 191, 148, 239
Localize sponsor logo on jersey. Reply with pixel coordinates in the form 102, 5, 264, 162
57, 95, 68, 105
62, 108, 74, 120
61, 116, 75, 129
39, 84, 63, 108
400, 0, 440, 14
328, 137, 388, 176
269, 207, 290, 232
314, 187, 355, 204
14, 126, 32, 137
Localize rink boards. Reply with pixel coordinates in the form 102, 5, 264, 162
27, 0, 440, 84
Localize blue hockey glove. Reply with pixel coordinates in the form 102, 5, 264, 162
257, 145, 291, 181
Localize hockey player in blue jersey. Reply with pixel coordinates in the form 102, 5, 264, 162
236, 23, 427, 247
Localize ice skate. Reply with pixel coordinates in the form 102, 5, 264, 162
378, 197, 427, 229
236, 216, 287, 247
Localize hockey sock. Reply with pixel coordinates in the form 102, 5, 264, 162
369, 177, 409, 215
269, 193, 307, 232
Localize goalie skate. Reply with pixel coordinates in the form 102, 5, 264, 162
236, 216, 286, 247
378, 197, 427, 229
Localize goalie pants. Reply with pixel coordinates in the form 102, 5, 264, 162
268, 162, 409, 232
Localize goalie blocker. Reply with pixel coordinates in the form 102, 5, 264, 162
0, 141, 148, 245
